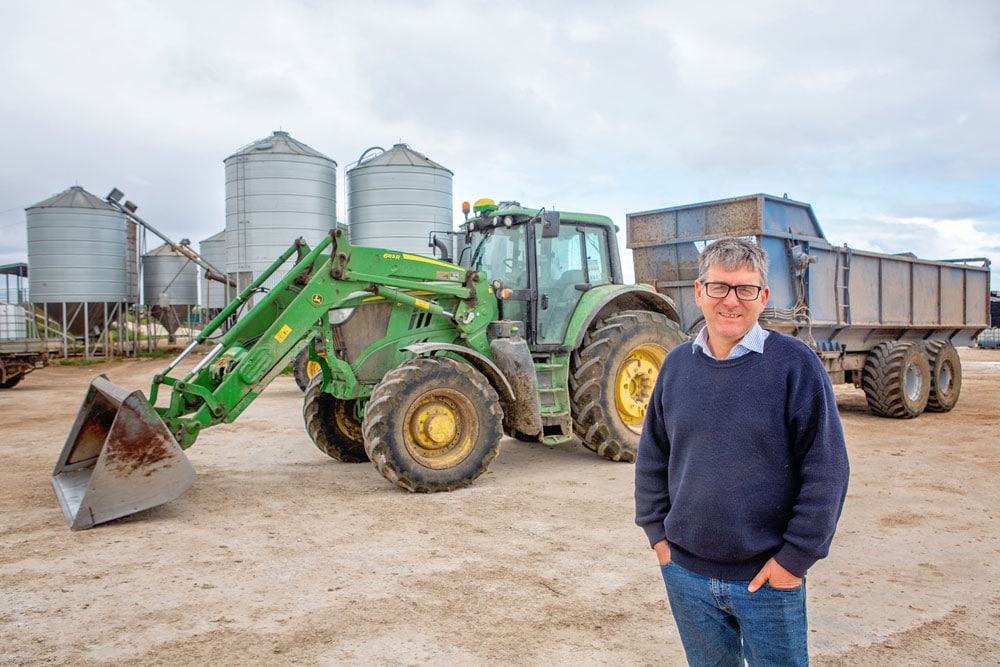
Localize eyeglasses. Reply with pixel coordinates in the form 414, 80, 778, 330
701, 282, 763, 301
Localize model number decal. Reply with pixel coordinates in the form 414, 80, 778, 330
274, 324, 292, 343
383, 252, 401, 260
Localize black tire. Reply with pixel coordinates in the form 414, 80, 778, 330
862, 341, 930, 418
293, 339, 327, 392
924, 339, 962, 412
302, 373, 369, 462
362, 357, 503, 492
570, 311, 685, 462
0, 374, 23, 389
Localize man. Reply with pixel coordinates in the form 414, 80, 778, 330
634, 237, 850, 666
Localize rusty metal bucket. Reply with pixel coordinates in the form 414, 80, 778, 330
51, 375, 196, 530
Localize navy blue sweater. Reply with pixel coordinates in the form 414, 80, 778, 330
634, 331, 849, 580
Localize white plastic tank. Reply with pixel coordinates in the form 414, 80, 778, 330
26, 186, 137, 335
198, 230, 229, 311
224, 130, 337, 292
0, 303, 26, 340
346, 143, 453, 258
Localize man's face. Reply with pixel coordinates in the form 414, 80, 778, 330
694, 265, 770, 351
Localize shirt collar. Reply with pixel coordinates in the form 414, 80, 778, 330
693, 322, 769, 360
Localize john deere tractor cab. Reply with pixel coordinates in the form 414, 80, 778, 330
459, 198, 623, 349
53, 199, 685, 530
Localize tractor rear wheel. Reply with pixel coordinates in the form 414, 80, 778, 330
0, 373, 23, 389
293, 339, 327, 392
924, 339, 962, 412
570, 311, 684, 462
862, 341, 930, 418
302, 373, 369, 462
362, 356, 503, 492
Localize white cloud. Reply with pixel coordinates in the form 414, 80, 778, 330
0, 0, 997, 291
836, 215, 1000, 266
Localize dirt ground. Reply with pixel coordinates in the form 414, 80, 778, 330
1, 347, 998, 666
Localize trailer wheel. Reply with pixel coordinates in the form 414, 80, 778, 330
924, 339, 962, 412
862, 341, 931, 418
362, 357, 503, 492
570, 311, 684, 462
302, 374, 369, 462
0, 374, 23, 389
293, 339, 327, 392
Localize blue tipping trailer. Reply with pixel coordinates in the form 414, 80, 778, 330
626, 193, 992, 418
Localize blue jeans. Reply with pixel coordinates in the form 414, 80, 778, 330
660, 561, 808, 667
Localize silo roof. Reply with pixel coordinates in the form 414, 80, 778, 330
144, 242, 189, 257
226, 130, 337, 164
355, 143, 453, 174
26, 185, 118, 211
200, 230, 226, 243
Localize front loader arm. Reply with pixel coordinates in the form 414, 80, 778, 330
151, 228, 490, 449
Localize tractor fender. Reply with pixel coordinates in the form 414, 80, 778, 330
567, 285, 683, 349
402, 343, 516, 405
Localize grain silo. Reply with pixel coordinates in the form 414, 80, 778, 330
346, 143, 454, 258
26, 186, 137, 353
224, 130, 337, 293
142, 243, 199, 343
199, 230, 230, 315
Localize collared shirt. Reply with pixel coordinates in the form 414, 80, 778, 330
693, 322, 769, 360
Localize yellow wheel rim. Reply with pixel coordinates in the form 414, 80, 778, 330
403, 389, 478, 469
333, 400, 364, 442
616, 343, 666, 434
306, 352, 327, 380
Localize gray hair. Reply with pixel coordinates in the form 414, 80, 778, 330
697, 238, 769, 287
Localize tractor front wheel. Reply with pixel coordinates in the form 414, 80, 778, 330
362, 357, 503, 492
303, 373, 369, 462
571, 311, 684, 462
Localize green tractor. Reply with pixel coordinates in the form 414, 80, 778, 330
52, 199, 684, 529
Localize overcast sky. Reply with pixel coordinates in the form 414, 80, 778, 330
1, 0, 998, 288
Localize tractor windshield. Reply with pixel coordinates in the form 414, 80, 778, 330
471, 226, 529, 290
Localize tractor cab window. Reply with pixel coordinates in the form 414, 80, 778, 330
583, 228, 611, 285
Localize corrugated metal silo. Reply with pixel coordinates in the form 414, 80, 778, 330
142, 243, 198, 342
224, 130, 337, 292
199, 230, 230, 312
346, 143, 453, 258
26, 185, 137, 337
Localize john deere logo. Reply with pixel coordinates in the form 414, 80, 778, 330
311, 294, 323, 305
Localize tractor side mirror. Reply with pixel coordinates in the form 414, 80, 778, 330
541, 211, 560, 238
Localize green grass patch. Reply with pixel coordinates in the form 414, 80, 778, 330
136, 350, 173, 359
57, 358, 117, 367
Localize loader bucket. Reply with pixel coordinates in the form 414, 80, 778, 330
51, 375, 196, 530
